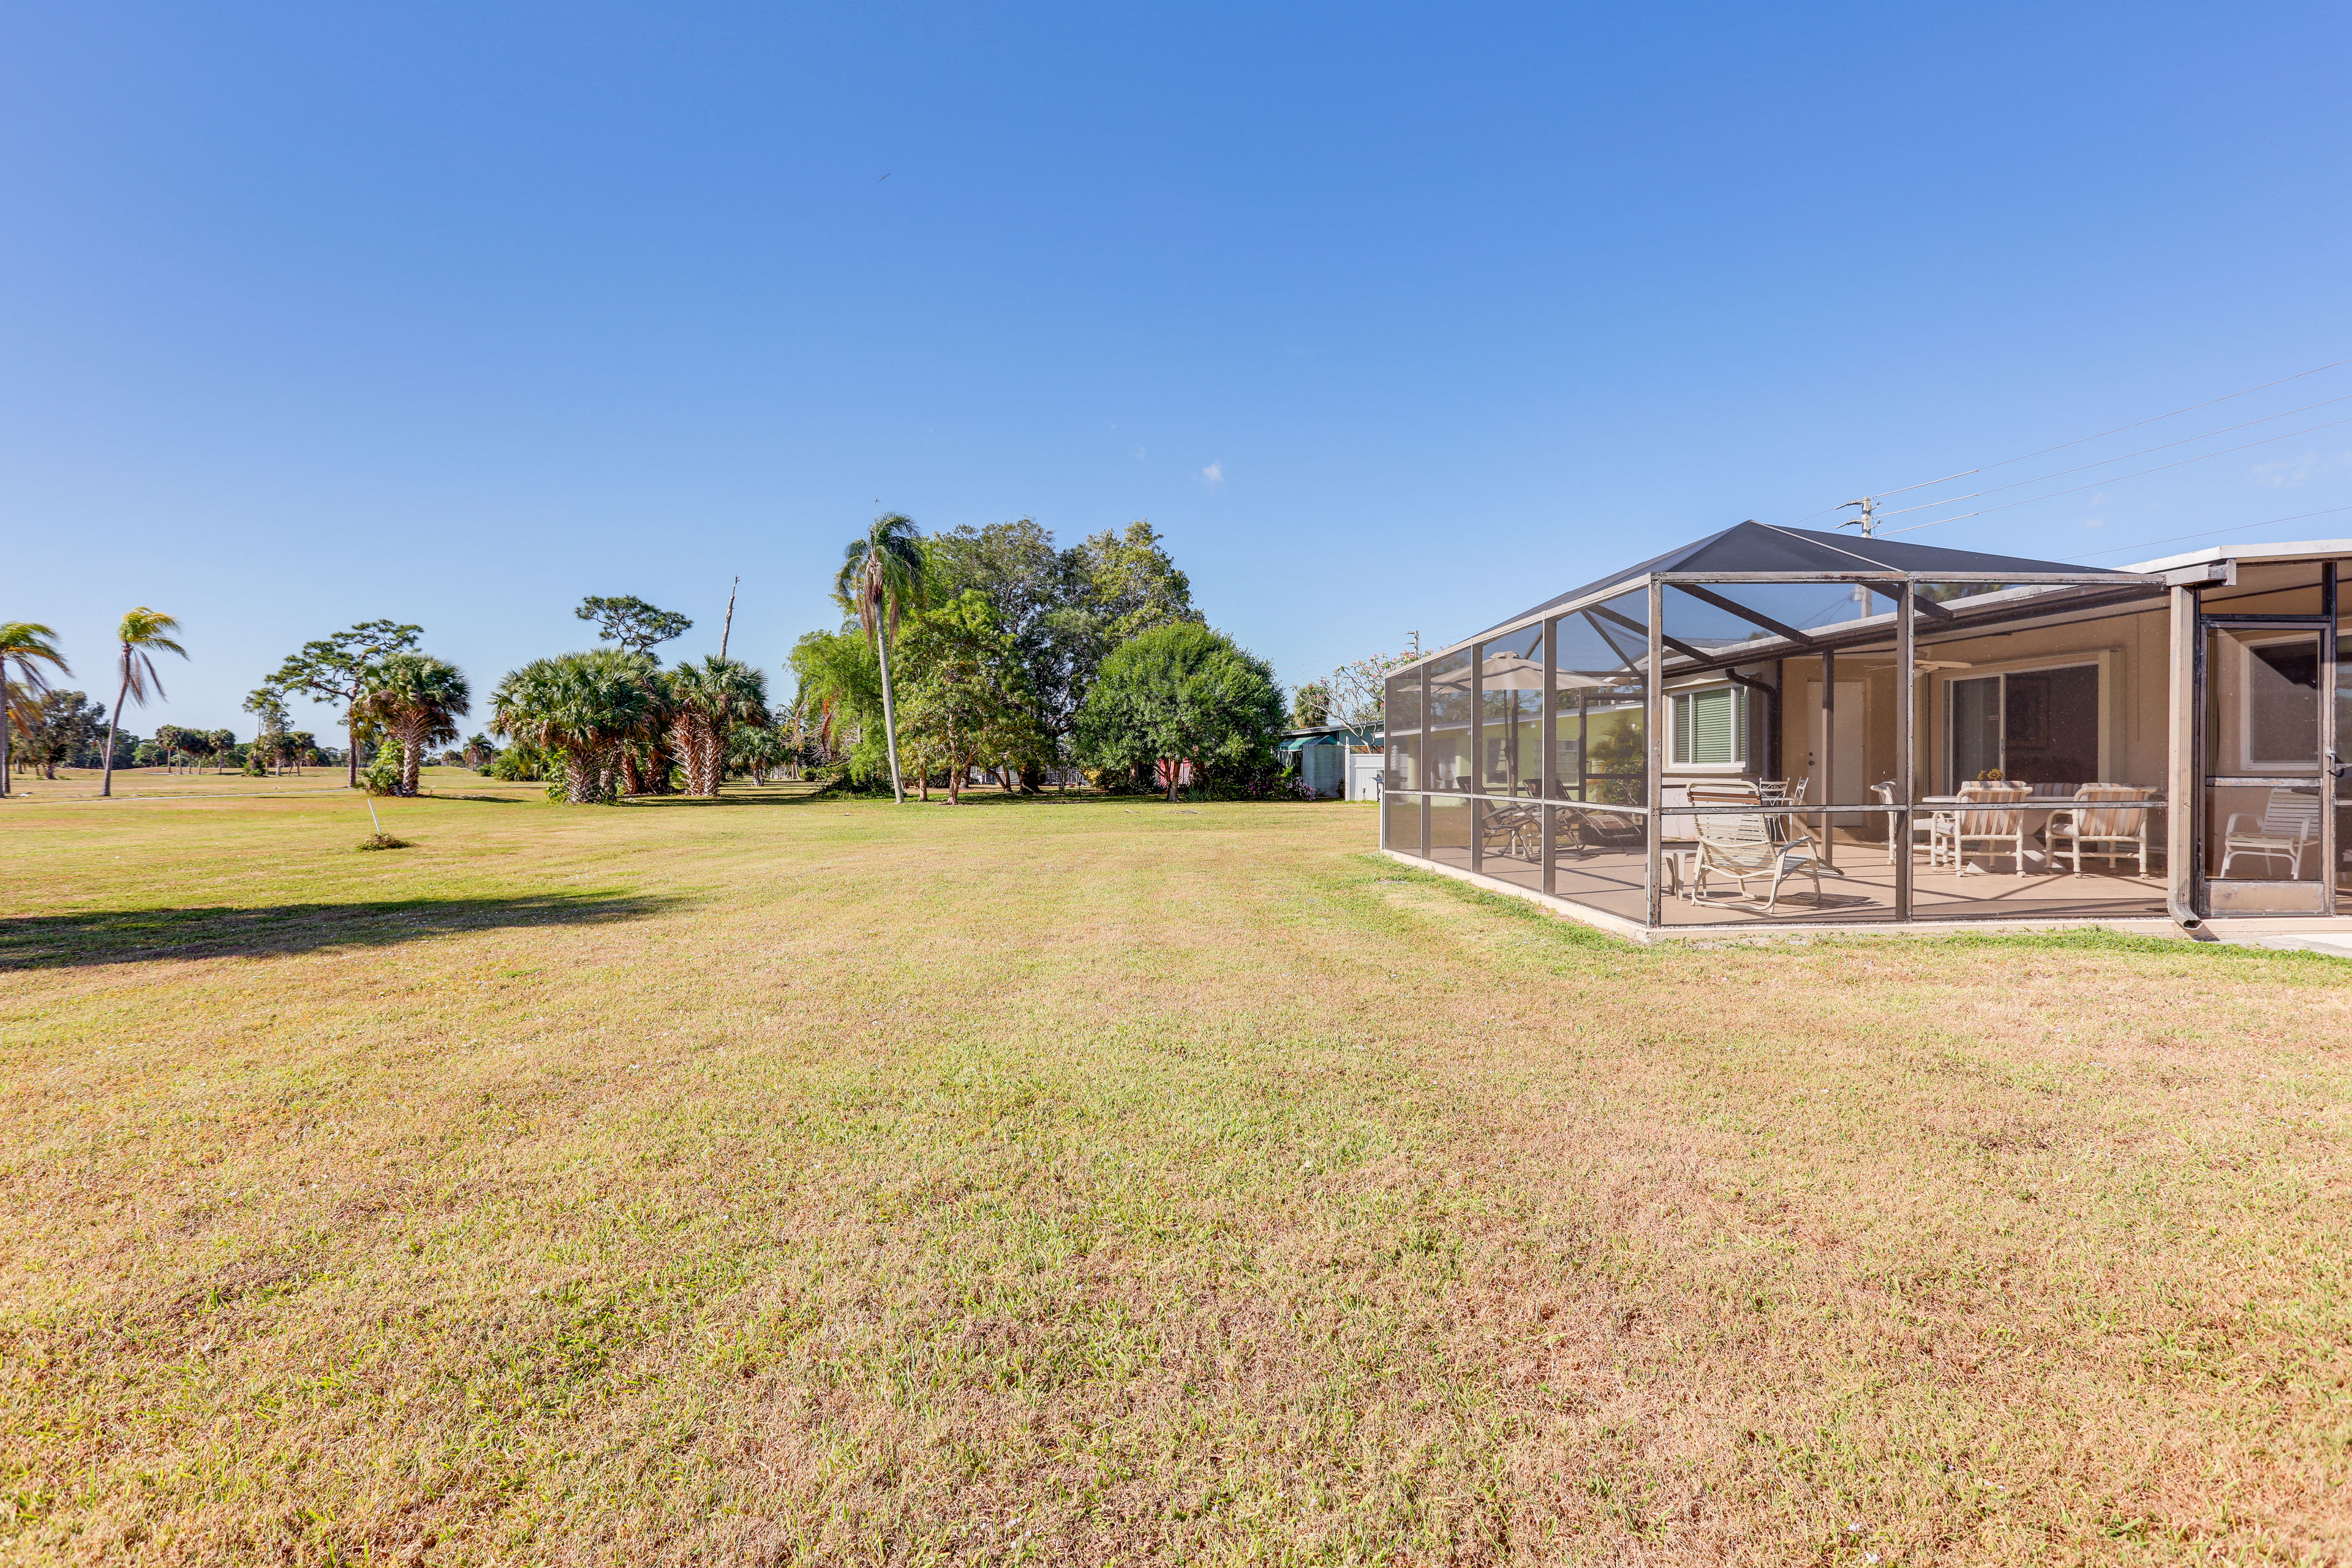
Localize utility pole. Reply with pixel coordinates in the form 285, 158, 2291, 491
719, 576, 739, 660
1838, 496, 1879, 537
1408, 629, 1422, 658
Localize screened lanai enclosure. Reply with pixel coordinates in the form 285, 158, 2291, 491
1381, 521, 2352, 935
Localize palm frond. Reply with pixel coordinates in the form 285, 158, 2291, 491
112, 608, 189, 710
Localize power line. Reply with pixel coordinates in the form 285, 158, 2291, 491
1884, 412, 2352, 535
1786, 352, 2351, 529
2068, 504, 2352, 562
1872, 389, 2352, 519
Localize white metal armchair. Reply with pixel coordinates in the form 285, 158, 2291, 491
2218, 788, 2322, 879
1870, 781, 1951, 864
1929, 782, 2032, 873
2046, 785, 2156, 876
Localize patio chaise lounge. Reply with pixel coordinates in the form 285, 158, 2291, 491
1556, 801, 1646, 855
1686, 784, 1835, 913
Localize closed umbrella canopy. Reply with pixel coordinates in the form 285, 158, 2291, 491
1430, 652, 1630, 693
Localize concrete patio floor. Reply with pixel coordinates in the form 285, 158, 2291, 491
1400, 840, 2352, 950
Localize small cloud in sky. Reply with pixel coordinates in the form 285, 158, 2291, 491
1199, 461, 1224, 487
1134, 445, 1147, 461
2251, 450, 2351, 488
2082, 517, 2106, 529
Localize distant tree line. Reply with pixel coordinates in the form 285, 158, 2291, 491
5, 516, 1308, 806
790, 517, 1291, 802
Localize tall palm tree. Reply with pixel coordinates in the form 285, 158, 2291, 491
355, 654, 472, 797
665, 656, 772, 797
0, 622, 70, 798
100, 609, 186, 799
834, 513, 929, 803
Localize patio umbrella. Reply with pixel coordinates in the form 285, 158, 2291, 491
1434, 652, 1626, 692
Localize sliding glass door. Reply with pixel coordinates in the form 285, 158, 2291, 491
1947, 666, 2100, 789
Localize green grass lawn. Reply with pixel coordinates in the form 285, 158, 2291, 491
4, 774, 2350, 1565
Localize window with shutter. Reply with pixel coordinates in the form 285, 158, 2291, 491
1671, 687, 1746, 767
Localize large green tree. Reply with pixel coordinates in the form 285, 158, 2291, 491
575, 595, 692, 657
925, 521, 1069, 785
13, 690, 107, 780
355, 654, 472, 796
784, 628, 882, 780
100, 608, 187, 798
1060, 521, 1201, 698
925, 519, 1201, 786
241, 687, 291, 774
835, 514, 929, 804
0, 622, 70, 796
268, 620, 423, 789
894, 590, 1044, 804
1071, 623, 1286, 802
489, 649, 657, 804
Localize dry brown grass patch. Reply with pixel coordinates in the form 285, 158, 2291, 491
1, 790, 2348, 1564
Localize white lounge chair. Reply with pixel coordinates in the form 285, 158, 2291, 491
1688, 786, 1831, 913
2046, 785, 2156, 876
2218, 788, 2322, 879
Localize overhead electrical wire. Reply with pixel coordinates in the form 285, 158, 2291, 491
1871, 390, 2352, 519
2069, 503, 2352, 562
1781, 353, 2352, 528
1883, 411, 2352, 535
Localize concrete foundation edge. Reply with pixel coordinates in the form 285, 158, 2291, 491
1378, 849, 2352, 952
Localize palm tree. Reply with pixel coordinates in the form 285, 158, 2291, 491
100, 609, 186, 798
665, 656, 772, 796
622, 663, 677, 797
355, 654, 472, 797
0, 622, 70, 797
834, 513, 929, 803
489, 650, 656, 804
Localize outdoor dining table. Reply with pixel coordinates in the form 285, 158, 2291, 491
1915, 794, 2166, 809
1910, 793, 2165, 872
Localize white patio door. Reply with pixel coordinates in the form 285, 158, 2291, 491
2201, 623, 2332, 913
1803, 681, 1864, 804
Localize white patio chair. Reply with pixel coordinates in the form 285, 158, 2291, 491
1688, 786, 1831, 913
2218, 788, 2322, 879
1929, 782, 2031, 873
2046, 785, 2155, 876
1869, 780, 1951, 864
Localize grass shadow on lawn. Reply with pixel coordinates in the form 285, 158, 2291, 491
0, 892, 682, 970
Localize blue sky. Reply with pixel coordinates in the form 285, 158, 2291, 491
7, 3, 2350, 734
